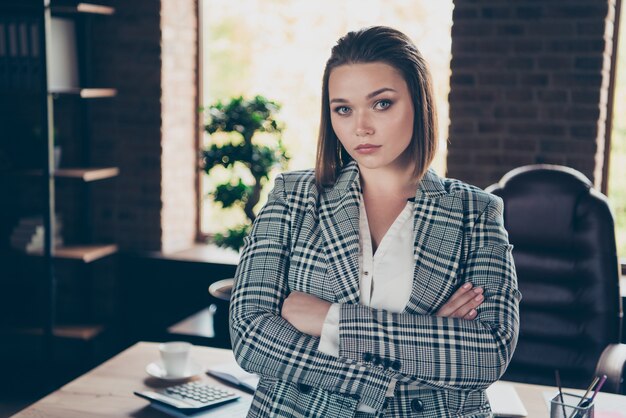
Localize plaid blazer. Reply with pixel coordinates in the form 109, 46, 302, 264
230, 161, 521, 418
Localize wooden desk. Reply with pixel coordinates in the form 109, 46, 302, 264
13, 342, 626, 417
13, 342, 249, 418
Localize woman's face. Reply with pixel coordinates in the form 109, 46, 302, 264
328, 62, 415, 173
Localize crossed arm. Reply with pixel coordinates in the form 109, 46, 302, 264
281, 281, 486, 338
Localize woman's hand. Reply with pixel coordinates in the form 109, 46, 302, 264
281, 291, 332, 337
436, 282, 484, 319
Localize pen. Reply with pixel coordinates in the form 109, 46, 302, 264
581, 374, 607, 407
555, 370, 567, 418
568, 376, 599, 418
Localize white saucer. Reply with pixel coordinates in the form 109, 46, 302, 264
146, 360, 203, 381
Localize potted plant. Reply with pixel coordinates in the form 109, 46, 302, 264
201, 95, 289, 251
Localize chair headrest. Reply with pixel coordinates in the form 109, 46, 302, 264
486, 165, 599, 249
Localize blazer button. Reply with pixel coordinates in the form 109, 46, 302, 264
392, 360, 401, 371
411, 398, 424, 412
372, 354, 381, 365
298, 383, 312, 394
382, 358, 391, 368
363, 352, 373, 362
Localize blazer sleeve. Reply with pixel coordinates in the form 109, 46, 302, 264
229, 174, 394, 410
336, 195, 521, 392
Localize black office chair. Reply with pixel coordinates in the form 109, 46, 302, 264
486, 164, 626, 394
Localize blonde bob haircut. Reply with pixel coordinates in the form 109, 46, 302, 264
315, 26, 438, 189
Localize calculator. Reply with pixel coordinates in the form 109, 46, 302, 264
134, 380, 241, 411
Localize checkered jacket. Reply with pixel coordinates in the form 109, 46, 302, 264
230, 161, 521, 418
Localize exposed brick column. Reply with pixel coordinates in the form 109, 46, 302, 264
447, 0, 619, 189
160, 0, 198, 253
91, 0, 198, 252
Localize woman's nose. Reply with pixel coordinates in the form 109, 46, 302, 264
355, 113, 374, 136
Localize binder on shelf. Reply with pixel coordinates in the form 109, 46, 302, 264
48, 16, 78, 92
10, 215, 64, 253
0, 17, 41, 92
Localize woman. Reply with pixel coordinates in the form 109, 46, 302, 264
230, 26, 521, 418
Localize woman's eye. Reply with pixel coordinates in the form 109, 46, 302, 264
374, 99, 392, 110
334, 106, 351, 115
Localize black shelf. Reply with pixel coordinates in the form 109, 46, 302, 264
0, 0, 118, 388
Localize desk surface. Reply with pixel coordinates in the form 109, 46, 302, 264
13, 341, 626, 417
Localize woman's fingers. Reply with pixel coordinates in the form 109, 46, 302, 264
445, 282, 473, 305
451, 288, 484, 318
437, 283, 477, 316
464, 309, 477, 320
437, 284, 484, 318
436, 283, 472, 316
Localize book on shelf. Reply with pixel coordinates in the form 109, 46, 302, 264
49, 17, 79, 91
0, 18, 43, 92
17, 214, 63, 226
10, 235, 64, 253
10, 225, 45, 242
10, 215, 64, 253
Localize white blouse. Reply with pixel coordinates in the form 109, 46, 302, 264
318, 194, 415, 412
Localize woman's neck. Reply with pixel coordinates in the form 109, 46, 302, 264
359, 165, 419, 200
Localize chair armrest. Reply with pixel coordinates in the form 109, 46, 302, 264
595, 343, 626, 394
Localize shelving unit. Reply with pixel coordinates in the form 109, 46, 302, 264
0, 0, 119, 389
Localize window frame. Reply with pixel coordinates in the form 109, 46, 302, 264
603, 0, 624, 273
196, 0, 210, 243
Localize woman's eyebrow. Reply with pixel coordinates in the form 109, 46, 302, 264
330, 87, 398, 104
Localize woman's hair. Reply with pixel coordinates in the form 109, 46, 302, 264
315, 26, 438, 189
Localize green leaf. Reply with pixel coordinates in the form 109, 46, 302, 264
212, 179, 251, 208
213, 224, 251, 251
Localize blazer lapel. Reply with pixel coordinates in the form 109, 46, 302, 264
319, 161, 362, 305
403, 169, 465, 315
319, 165, 464, 310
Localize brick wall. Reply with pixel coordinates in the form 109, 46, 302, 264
89, 0, 620, 248
447, 0, 619, 189
160, 0, 199, 253
91, 0, 198, 252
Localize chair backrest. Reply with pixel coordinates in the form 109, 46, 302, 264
486, 164, 622, 389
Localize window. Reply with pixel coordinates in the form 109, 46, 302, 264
199, 0, 453, 236
607, 5, 625, 260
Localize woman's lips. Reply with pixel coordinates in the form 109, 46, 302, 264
355, 144, 381, 154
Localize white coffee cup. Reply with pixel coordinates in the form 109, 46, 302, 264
159, 341, 191, 377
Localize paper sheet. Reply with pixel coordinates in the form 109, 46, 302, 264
486, 381, 528, 417
149, 396, 253, 418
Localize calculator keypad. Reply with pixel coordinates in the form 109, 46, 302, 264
160, 381, 239, 408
